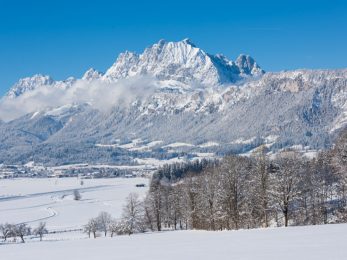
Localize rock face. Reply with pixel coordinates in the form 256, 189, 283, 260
101, 38, 264, 85
0, 39, 346, 165
5, 74, 76, 99
82, 68, 103, 81
6, 74, 55, 99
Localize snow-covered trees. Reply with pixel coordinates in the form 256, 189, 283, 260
197, 167, 220, 230
0, 223, 13, 242
84, 218, 99, 238
120, 193, 144, 235
219, 156, 252, 229
108, 220, 119, 237
138, 129, 347, 231
168, 184, 184, 230
33, 222, 48, 241
269, 151, 304, 226
252, 145, 271, 227
84, 212, 113, 238
0, 223, 48, 243
96, 212, 112, 237
332, 130, 347, 213
84, 203, 145, 238
13, 223, 31, 243
73, 189, 82, 201
298, 152, 335, 225
146, 180, 163, 231
79, 128, 347, 236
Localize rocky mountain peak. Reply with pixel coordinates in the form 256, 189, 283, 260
82, 68, 103, 81
104, 39, 264, 86
6, 74, 54, 99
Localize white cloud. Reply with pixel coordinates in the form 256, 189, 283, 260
0, 76, 156, 121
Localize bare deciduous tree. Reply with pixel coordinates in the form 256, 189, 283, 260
14, 223, 31, 243
96, 212, 112, 237
108, 220, 119, 237
33, 222, 48, 241
84, 218, 98, 238
270, 151, 304, 227
0, 223, 13, 242
121, 193, 144, 235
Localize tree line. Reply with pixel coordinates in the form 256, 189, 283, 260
0, 222, 48, 243
87, 128, 347, 237
142, 130, 347, 231
84, 193, 145, 238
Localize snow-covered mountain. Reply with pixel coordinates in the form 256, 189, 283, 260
5, 74, 76, 99
82, 68, 103, 81
103, 38, 263, 85
6, 74, 54, 99
0, 39, 346, 165
5, 39, 263, 100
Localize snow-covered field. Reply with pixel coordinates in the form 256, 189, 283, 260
1, 224, 347, 260
1, 178, 346, 259
0, 177, 149, 231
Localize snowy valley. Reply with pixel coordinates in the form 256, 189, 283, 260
1, 39, 347, 260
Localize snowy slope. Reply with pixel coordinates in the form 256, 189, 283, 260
1, 224, 347, 260
0, 178, 149, 231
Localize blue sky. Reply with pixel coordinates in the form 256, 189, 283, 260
0, 0, 346, 95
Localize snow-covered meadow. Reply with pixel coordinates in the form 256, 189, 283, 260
0, 177, 149, 231
1, 177, 347, 259
1, 223, 347, 260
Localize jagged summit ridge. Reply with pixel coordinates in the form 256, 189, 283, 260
6, 74, 54, 99
236, 54, 264, 76
103, 38, 264, 85
5, 39, 264, 99
82, 68, 103, 81
5, 74, 76, 99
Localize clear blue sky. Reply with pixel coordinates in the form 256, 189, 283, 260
1, 0, 346, 95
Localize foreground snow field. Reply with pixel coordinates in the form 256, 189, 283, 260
0, 177, 149, 231
1, 178, 346, 259
1, 224, 347, 260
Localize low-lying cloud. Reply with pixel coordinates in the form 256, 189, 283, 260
0, 76, 157, 121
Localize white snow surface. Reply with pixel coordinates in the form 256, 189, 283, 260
1, 224, 347, 260
0, 178, 149, 231
135, 157, 187, 166
0, 178, 346, 259
199, 141, 219, 147
162, 142, 194, 148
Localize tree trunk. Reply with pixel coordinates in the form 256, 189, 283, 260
284, 208, 288, 227
174, 214, 177, 230
156, 210, 161, 231
264, 209, 269, 228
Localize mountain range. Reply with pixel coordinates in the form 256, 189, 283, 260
0, 39, 346, 166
